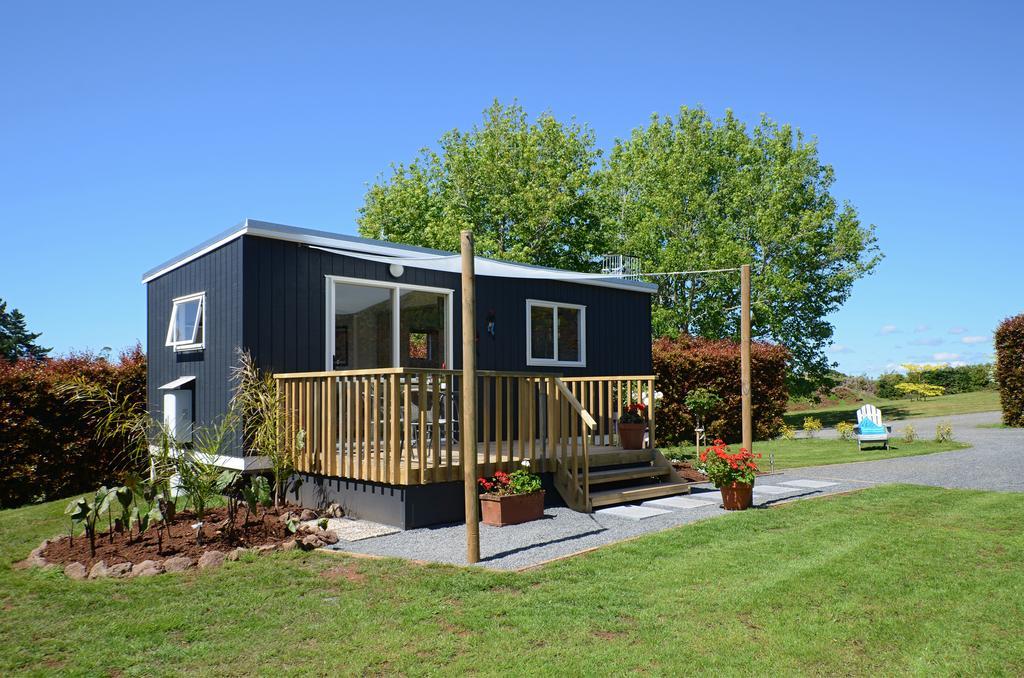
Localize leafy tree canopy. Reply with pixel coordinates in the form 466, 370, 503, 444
599, 107, 880, 380
0, 298, 50, 362
358, 100, 609, 271
358, 102, 881, 382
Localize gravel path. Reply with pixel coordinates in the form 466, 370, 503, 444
326, 409, 1020, 570
796, 410, 1024, 492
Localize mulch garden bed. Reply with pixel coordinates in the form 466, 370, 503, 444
23, 504, 344, 580
42, 506, 295, 569
671, 460, 709, 483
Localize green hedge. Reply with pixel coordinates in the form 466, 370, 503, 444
995, 315, 1024, 426
0, 347, 146, 508
652, 336, 789, 445
920, 364, 992, 394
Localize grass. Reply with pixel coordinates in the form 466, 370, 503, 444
784, 389, 1001, 429
4, 485, 1024, 675
977, 422, 1020, 429
663, 438, 970, 470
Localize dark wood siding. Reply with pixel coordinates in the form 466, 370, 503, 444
146, 238, 244, 455
241, 235, 652, 378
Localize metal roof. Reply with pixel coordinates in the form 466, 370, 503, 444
141, 218, 658, 293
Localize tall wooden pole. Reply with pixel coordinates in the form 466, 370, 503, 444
740, 264, 753, 454
460, 230, 480, 564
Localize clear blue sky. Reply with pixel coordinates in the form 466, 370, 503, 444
1, 1, 1020, 376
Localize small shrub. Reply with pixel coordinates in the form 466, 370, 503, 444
935, 422, 953, 443
803, 417, 823, 438
995, 314, 1024, 427
778, 424, 797, 440
894, 382, 945, 400
877, 372, 906, 399
836, 421, 855, 441
902, 425, 917, 443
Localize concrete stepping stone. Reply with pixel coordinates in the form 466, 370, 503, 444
751, 484, 796, 495
642, 496, 718, 510
595, 505, 673, 521
779, 479, 838, 489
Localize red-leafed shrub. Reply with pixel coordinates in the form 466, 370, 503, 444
0, 346, 146, 508
995, 314, 1024, 427
652, 336, 789, 445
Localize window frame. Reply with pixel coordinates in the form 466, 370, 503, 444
525, 299, 586, 367
165, 292, 206, 352
324, 275, 454, 370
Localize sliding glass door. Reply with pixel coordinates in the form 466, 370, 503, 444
328, 278, 451, 370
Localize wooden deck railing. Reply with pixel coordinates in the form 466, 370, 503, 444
561, 375, 658, 448
273, 368, 657, 492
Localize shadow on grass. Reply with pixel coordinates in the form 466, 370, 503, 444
784, 406, 912, 429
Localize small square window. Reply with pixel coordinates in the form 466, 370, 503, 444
526, 300, 585, 366
166, 293, 205, 351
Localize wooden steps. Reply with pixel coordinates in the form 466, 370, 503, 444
589, 481, 691, 508
554, 446, 691, 512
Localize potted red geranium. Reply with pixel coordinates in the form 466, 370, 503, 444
698, 439, 761, 510
478, 460, 545, 526
618, 402, 647, 449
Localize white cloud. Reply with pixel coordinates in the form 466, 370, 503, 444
830, 344, 853, 354
879, 324, 899, 335
909, 337, 943, 346
948, 326, 967, 335
962, 336, 989, 345
933, 352, 962, 362
914, 324, 930, 333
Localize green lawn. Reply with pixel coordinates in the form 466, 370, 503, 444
663, 438, 970, 470
785, 389, 1001, 429
4, 485, 1024, 675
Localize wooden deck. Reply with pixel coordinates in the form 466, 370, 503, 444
274, 368, 683, 511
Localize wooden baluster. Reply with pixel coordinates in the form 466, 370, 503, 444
419, 374, 428, 485
444, 372, 454, 482
505, 376, 514, 464
362, 378, 371, 480
402, 377, 411, 484
495, 376, 504, 468
482, 376, 491, 474
430, 373, 441, 483
388, 374, 398, 484
648, 377, 656, 449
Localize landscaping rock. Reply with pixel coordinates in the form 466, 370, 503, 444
64, 562, 88, 580
226, 547, 247, 561
299, 508, 317, 521
281, 539, 298, 551
254, 543, 277, 554
131, 560, 164, 577
163, 556, 194, 573
300, 534, 325, 550
319, 530, 339, 545
88, 560, 109, 579
107, 562, 133, 578
198, 550, 226, 570
324, 502, 344, 518
278, 511, 299, 525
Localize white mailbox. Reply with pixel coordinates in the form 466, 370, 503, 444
163, 389, 193, 443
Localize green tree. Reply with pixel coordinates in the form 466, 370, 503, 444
358, 100, 609, 271
0, 298, 50, 362
597, 107, 881, 381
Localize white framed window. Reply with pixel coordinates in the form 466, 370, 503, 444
324, 276, 454, 370
165, 292, 205, 351
526, 299, 586, 367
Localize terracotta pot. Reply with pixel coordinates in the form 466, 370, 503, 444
719, 481, 753, 510
479, 490, 545, 527
618, 422, 646, 449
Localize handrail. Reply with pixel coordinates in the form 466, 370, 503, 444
555, 378, 596, 429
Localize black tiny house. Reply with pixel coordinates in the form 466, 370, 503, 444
145, 219, 660, 526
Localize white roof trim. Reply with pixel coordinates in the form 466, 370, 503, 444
141, 219, 658, 293
159, 375, 196, 390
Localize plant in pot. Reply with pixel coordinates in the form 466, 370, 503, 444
684, 387, 722, 450
478, 460, 545, 526
698, 439, 761, 510
618, 402, 647, 449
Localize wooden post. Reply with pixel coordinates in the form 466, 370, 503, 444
740, 263, 753, 454
461, 230, 480, 564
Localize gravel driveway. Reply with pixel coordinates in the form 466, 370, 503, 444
796, 410, 1024, 492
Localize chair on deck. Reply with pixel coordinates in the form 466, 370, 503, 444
854, 404, 892, 450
